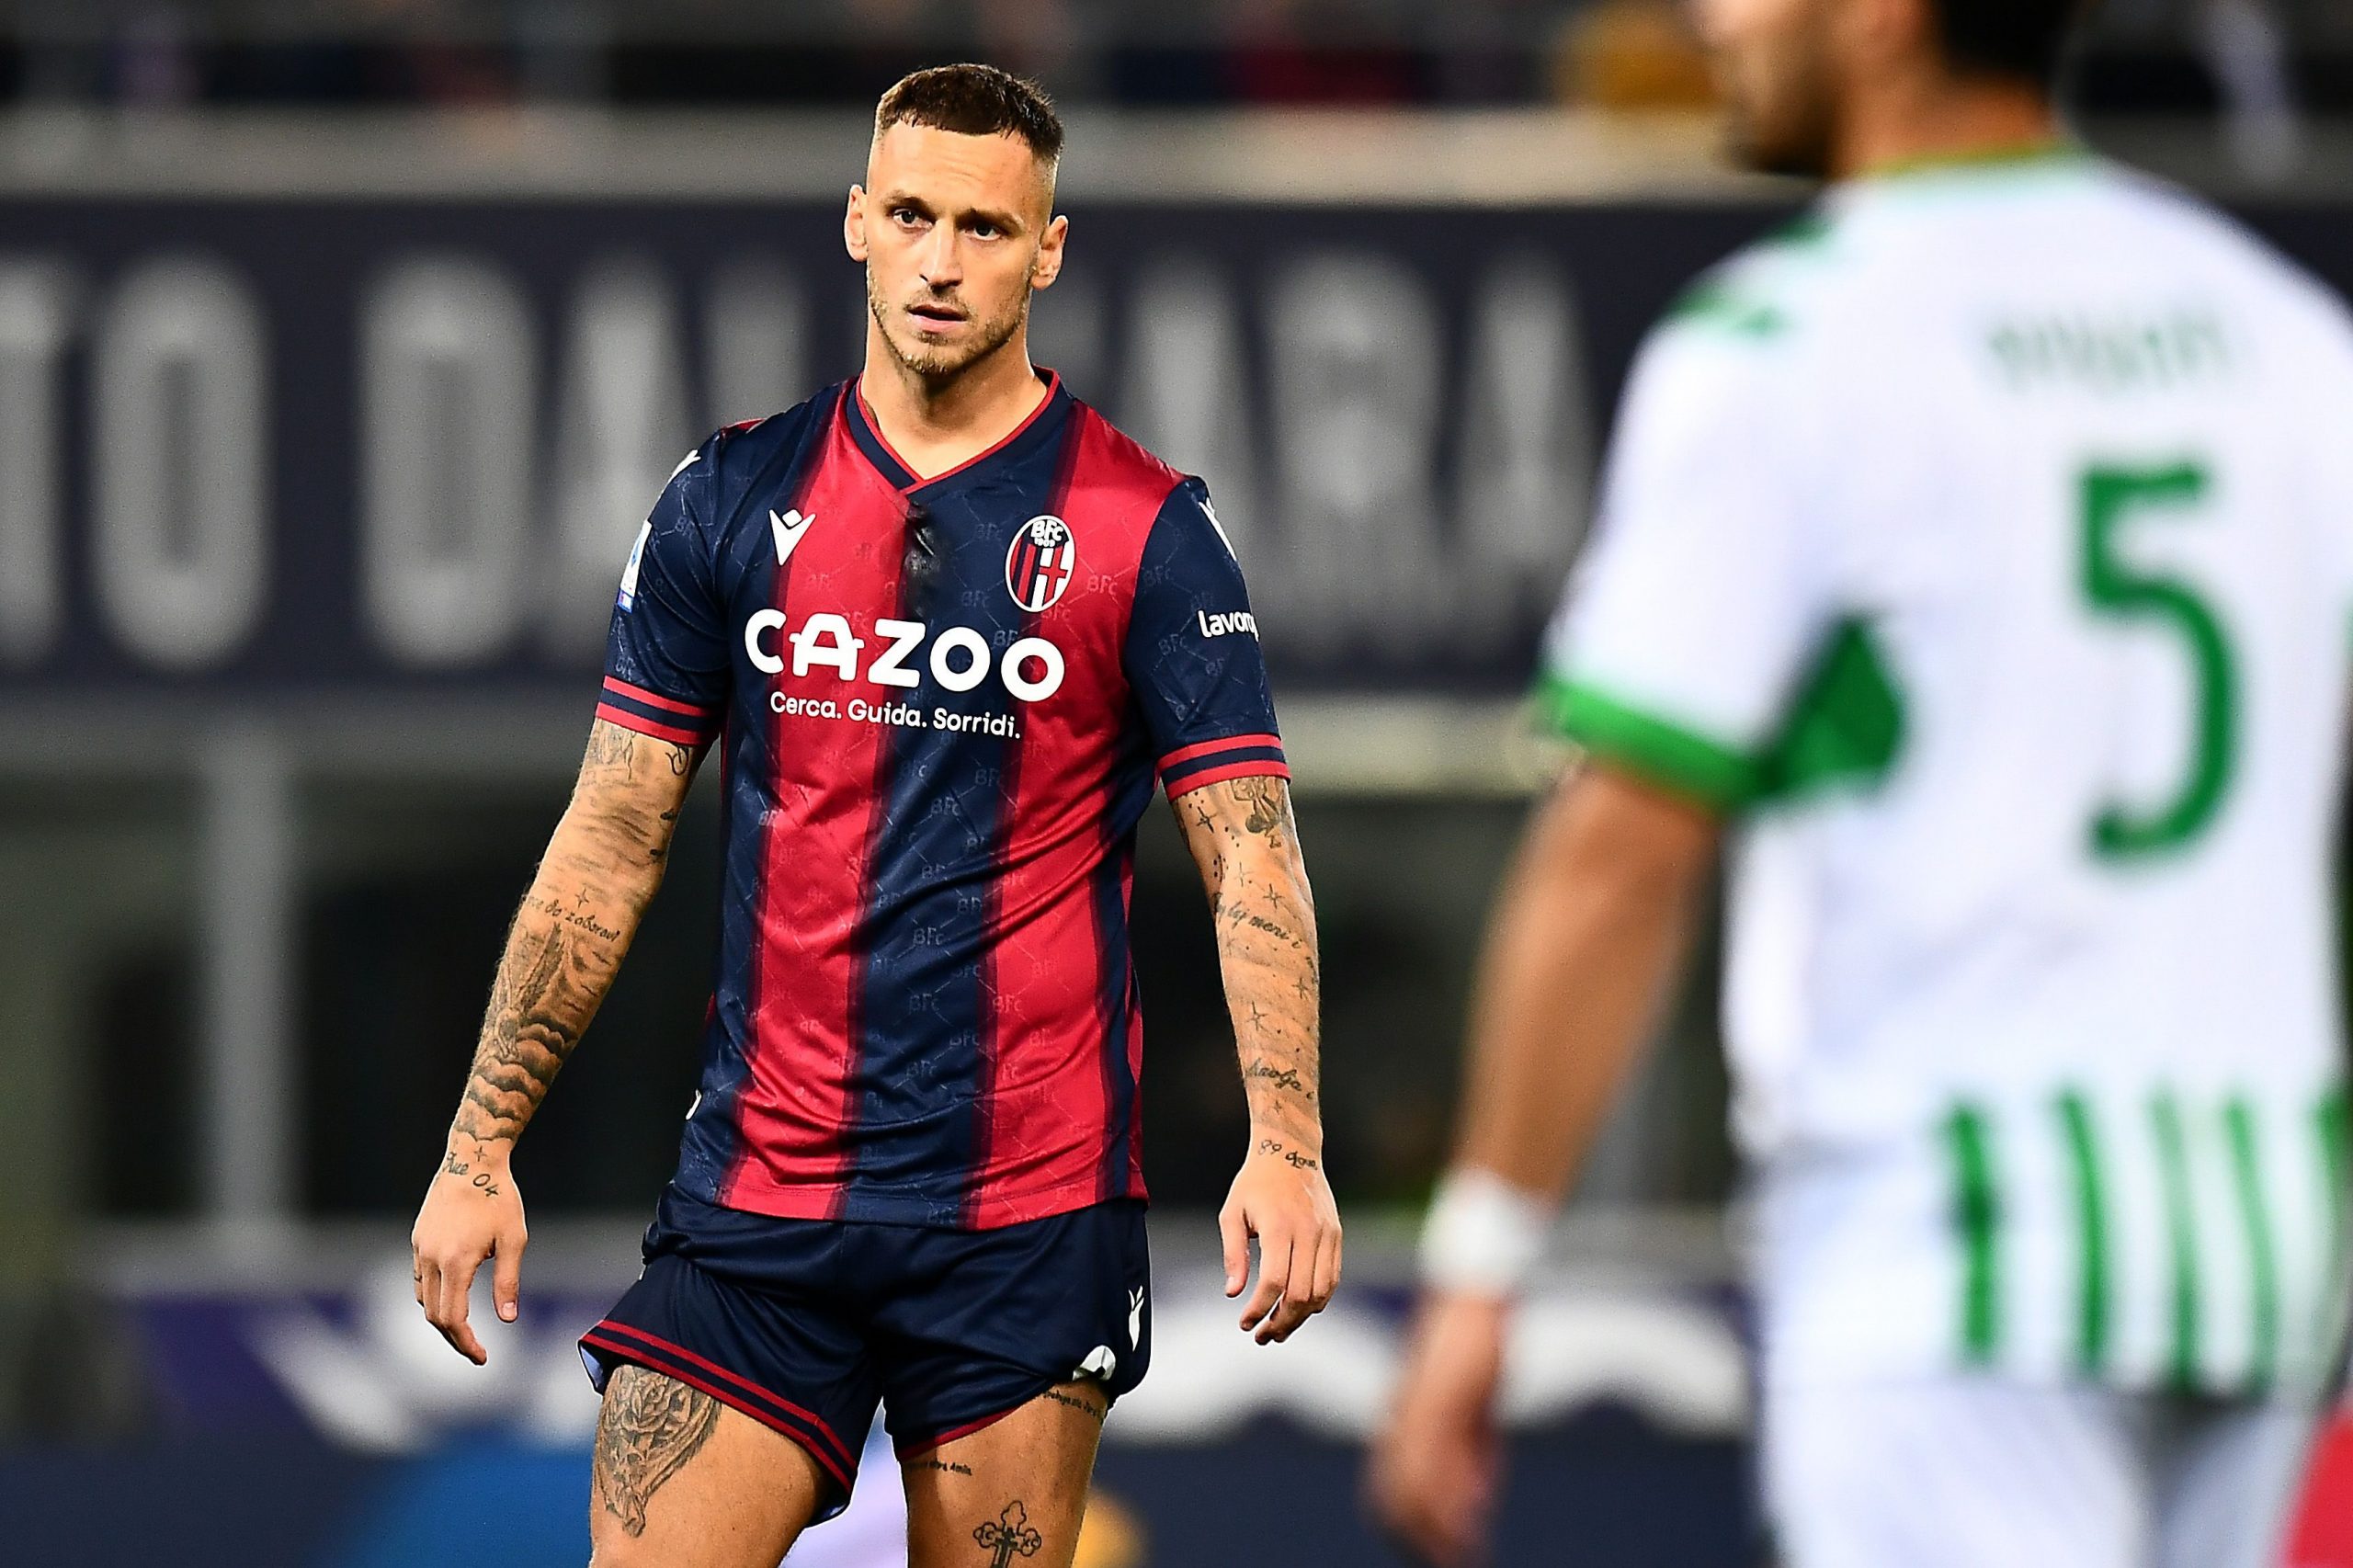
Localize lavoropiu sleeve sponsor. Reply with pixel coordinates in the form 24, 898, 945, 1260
1534, 320, 1833, 812
1122, 477, 1289, 800
597, 444, 727, 748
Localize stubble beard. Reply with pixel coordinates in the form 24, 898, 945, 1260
1728, 94, 1836, 180
868, 270, 1030, 385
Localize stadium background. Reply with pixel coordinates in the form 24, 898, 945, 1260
0, 2, 2349, 1563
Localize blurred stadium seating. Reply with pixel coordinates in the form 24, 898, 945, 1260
0, 0, 2348, 123
0, 2, 2347, 1564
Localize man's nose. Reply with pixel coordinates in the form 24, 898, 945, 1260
917, 222, 962, 286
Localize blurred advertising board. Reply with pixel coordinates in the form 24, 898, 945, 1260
0, 198, 1789, 701
12, 193, 2350, 707
110, 1243, 1745, 1455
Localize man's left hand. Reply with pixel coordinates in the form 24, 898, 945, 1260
1220, 1136, 1342, 1344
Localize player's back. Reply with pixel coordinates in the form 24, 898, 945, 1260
1744, 160, 2353, 1113
1555, 151, 2353, 1392
1773, 157, 2353, 1392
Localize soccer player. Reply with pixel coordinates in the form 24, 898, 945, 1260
407, 64, 1340, 1568
1369, 2, 2353, 1565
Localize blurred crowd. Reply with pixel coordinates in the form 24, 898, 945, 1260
0, 0, 2336, 124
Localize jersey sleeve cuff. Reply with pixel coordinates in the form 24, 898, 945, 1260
1157, 733, 1289, 799
1532, 671, 1756, 811
597, 675, 721, 748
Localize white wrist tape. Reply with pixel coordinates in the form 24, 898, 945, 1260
1418, 1167, 1550, 1296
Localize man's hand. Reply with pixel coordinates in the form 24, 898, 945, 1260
1367, 1291, 1509, 1567
1220, 1134, 1343, 1344
409, 1141, 528, 1366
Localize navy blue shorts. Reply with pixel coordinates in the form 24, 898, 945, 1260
579, 1187, 1152, 1514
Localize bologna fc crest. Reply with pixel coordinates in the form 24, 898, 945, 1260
1005, 515, 1076, 613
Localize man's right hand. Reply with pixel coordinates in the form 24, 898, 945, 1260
409, 1141, 528, 1366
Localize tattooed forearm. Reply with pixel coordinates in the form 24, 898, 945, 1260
1171, 775, 1323, 1150
521, 887, 624, 944
1223, 902, 1304, 949
443, 720, 698, 1153
451, 918, 590, 1146
1243, 1061, 1314, 1103
1256, 1136, 1321, 1171
594, 1366, 720, 1538
438, 1147, 503, 1197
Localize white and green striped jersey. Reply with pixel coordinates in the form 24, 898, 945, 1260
1540, 149, 2353, 1398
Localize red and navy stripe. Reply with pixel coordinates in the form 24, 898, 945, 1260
1090, 824, 1143, 1202
1157, 733, 1289, 798
597, 676, 720, 749
722, 386, 878, 1208
671, 393, 837, 1210
955, 415, 1089, 1226
836, 397, 1079, 1221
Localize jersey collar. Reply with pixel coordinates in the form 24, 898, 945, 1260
844, 370, 1070, 495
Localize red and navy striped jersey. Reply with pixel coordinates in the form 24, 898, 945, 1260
597, 374, 1288, 1230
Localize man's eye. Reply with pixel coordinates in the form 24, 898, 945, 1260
972, 222, 1000, 240
892, 208, 924, 225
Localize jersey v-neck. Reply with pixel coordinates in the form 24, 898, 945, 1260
845, 371, 1070, 495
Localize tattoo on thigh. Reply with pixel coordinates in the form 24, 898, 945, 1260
594, 1365, 722, 1539
1039, 1387, 1107, 1426
974, 1500, 1045, 1563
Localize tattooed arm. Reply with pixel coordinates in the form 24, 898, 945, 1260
411, 718, 701, 1364
1171, 774, 1343, 1344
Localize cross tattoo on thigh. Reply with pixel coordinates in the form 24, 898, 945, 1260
973, 1500, 1043, 1564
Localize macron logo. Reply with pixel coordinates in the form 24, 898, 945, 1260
1201, 495, 1238, 561
1197, 609, 1258, 640
770, 509, 816, 565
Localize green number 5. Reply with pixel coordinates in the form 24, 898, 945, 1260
2079, 462, 2235, 858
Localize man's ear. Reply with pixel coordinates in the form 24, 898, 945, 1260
1030, 213, 1069, 290
844, 185, 869, 264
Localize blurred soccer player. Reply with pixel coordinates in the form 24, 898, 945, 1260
406, 63, 1339, 1568
1370, 2, 2353, 1564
